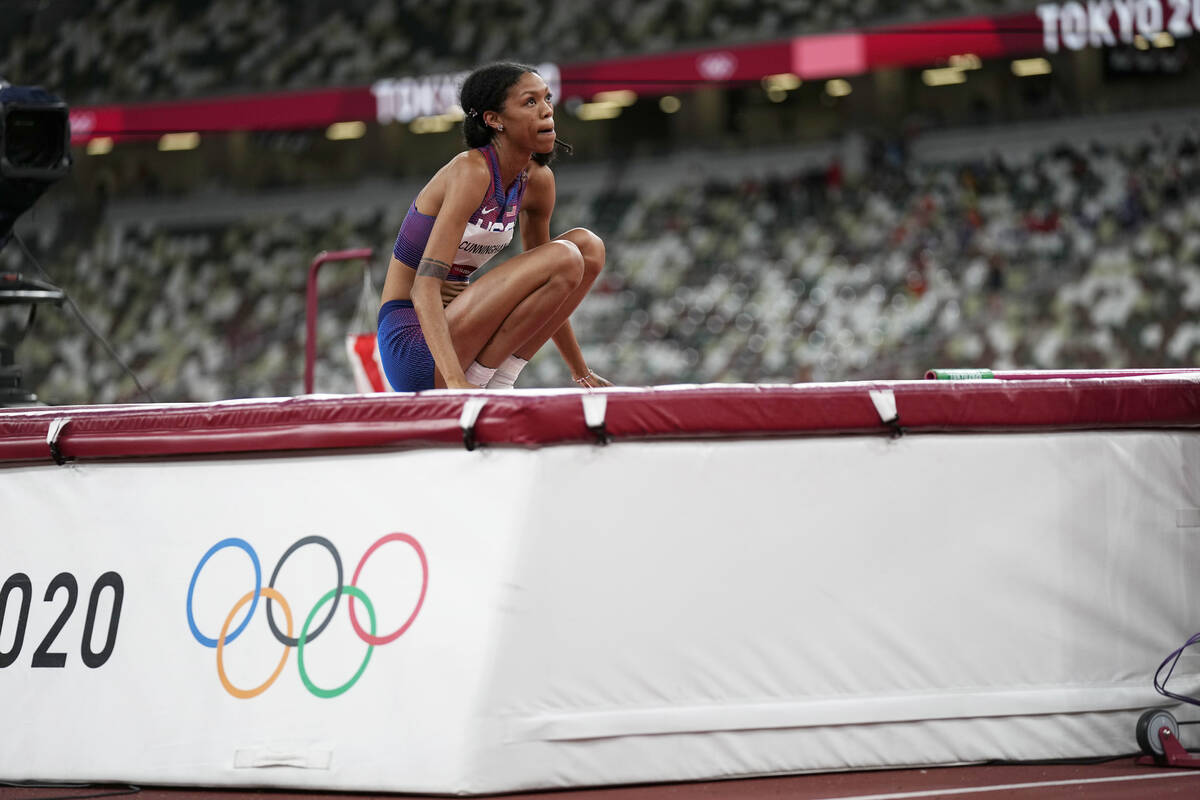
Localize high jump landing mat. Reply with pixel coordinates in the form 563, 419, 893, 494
1, 375, 1199, 794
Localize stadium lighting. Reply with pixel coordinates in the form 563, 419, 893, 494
409, 114, 456, 134
1011, 57, 1052, 77
762, 73, 801, 91
1134, 34, 1150, 50
592, 90, 637, 106
825, 79, 852, 98
948, 54, 982, 70
326, 121, 366, 140
659, 95, 681, 113
922, 67, 967, 87
86, 137, 113, 155
1154, 31, 1175, 48
766, 87, 788, 102
576, 102, 622, 121
158, 132, 199, 151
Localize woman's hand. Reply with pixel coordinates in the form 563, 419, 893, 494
440, 279, 467, 307
573, 370, 613, 388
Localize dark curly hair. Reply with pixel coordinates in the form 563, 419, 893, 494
459, 62, 571, 167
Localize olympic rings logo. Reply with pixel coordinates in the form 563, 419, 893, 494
185, 533, 428, 699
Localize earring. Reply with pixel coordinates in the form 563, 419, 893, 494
498, 125, 504, 132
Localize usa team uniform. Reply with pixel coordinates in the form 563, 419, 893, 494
377, 143, 529, 391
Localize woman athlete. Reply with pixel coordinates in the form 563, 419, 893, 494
377, 62, 611, 391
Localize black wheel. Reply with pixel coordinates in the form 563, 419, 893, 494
1137, 709, 1180, 756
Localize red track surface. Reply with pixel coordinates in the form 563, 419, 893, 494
4, 758, 1200, 800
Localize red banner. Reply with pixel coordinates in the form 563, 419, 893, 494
560, 40, 794, 95
70, 86, 375, 143
73, 5, 1190, 144
860, 13, 1043, 74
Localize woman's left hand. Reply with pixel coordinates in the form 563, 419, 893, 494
573, 370, 613, 388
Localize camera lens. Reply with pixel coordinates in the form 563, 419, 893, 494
5, 108, 67, 170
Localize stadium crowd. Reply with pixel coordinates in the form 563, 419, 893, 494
5, 120, 1198, 403
588, 126, 1200, 386
4, 0, 1034, 104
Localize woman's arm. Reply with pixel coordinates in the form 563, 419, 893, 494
518, 165, 555, 251
413, 155, 490, 388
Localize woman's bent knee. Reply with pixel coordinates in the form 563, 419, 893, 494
547, 239, 585, 286
562, 228, 605, 278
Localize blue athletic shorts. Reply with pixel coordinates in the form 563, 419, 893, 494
377, 300, 436, 392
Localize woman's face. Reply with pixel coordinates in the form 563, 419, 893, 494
495, 72, 555, 154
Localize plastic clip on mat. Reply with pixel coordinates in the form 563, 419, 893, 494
46, 417, 69, 465
868, 389, 902, 438
581, 393, 609, 445
459, 396, 487, 451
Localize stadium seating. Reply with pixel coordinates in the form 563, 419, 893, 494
581, 125, 1200, 386
4, 116, 1197, 403
3, 0, 1035, 104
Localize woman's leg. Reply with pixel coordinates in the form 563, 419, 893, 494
510, 228, 606, 361
436, 238, 584, 385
